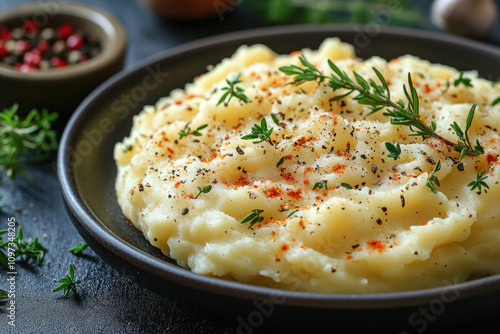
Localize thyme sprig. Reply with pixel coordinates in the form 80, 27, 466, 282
280, 55, 484, 163
52, 263, 81, 296
454, 72, 473, 88
242, 118, 273, 144
385, 142, 402, 160
468, 170, 489, 192
0, 105, 59, 181
0, 226, 46, 268
240, 209, 264, 228
194, 185, 212, 199
178, 123, 208, 140
217, 73, 252, 106
427, 159, 442, 194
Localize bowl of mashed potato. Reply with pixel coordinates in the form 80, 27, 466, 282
58, 25, 500, 332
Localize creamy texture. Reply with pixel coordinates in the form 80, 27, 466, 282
114, 38, 500, 293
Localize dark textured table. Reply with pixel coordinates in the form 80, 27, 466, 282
2, 0, 500, 333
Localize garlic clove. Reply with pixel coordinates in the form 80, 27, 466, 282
431, 0, 498, 38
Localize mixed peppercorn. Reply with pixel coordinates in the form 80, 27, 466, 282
0, 19, 101, 72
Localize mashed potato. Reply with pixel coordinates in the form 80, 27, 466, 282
114, 38, 500, 293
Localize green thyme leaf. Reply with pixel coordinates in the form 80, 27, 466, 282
179, 123, 208, 140
194, 185, 212, 199
217, 73, 252, 106
276, 156, 285, 168
69, 242, 88, 255
453, 72, 473, 88
313, 180, 328, 190
467, 170, 490, 192
385, 142, 402, 160
52, 263, 81, 296
240, 209, 264, 228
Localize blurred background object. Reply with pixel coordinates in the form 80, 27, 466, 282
245, 0, 429, 27
431, 0, 498, 38
139, 0, 232, 20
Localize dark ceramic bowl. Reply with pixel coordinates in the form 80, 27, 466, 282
58, 25, 500, 332
0, 3, 126, 115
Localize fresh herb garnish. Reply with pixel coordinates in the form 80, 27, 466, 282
427, 160, 442, 194
122, 145, 133, 153
276, 156, 285, 168
178, 123, 208, 140
491, 97, 500, 106
271, 113, 280, 126
0, 105, 58, 181
385, 142, 402, 160
194, 185, 212, 199
0, 226, 46, 268
242, 117, 273, 144
217, 73, 252, 106
280, 55, 484, 164
468, 170, 490, 192
69, 242, 88, 255
453, 72, 473, 88
287, 210, 298, 218
52, 263, 81, 296
240, 209, 264, 228
449, 104, 484, 163
313, 180, 328, 190
341, 182, 353, 189
0, 288, 8, 300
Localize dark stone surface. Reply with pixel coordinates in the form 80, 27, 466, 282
1, 0, 500, 333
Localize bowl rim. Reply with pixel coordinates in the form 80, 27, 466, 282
0, 2, 126, 81
58, 24, 500, 310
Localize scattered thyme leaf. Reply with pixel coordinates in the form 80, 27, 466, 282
276, 156, 285, 168
122, 145, 133, 153
69, 242, 88, 255
52, 263, 81, 296
217, 73, 252, 106
242, 117, 273, 144
341, 182, 353, 189
385, 142, 402, 160
271, 113, 280, 126
194, 185, 212, 199
453, 72, 473, 88
313, 180, 328, 190
240, 209, 264, 228
467, 170, 490, 192
491, 97, 500, 106
287, 210, 298, 218
178, 123, 208, 140
427, 159, 442, 194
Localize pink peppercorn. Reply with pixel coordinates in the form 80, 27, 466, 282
50, 56, 68, 67
15, 40, 31, 53
23, 20, 39, 33
58, 23, 74, 40
66, 34, 84, 51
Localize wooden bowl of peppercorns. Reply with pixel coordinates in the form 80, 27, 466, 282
0, 3, 126, 116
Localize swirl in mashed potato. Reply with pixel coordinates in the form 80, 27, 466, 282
114, 38, 500, 293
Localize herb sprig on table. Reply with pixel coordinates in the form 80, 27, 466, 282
0, 227, 47, 268
0, 105, 58, 181
52, 263, 81, 296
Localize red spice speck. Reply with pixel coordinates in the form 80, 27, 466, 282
166, 147, 174, 154
346, 255, 352, 260
201, 151, 218, 163
281, 244, 289, 251
174, 181, 181, 188
265, 187, 283, 198
286, 189, 303, 200
275, 258, 281, 262
487, 153, 498, 165
367, 240, 386, 252
332, 164, 346, 174
234, 176, 251, 188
